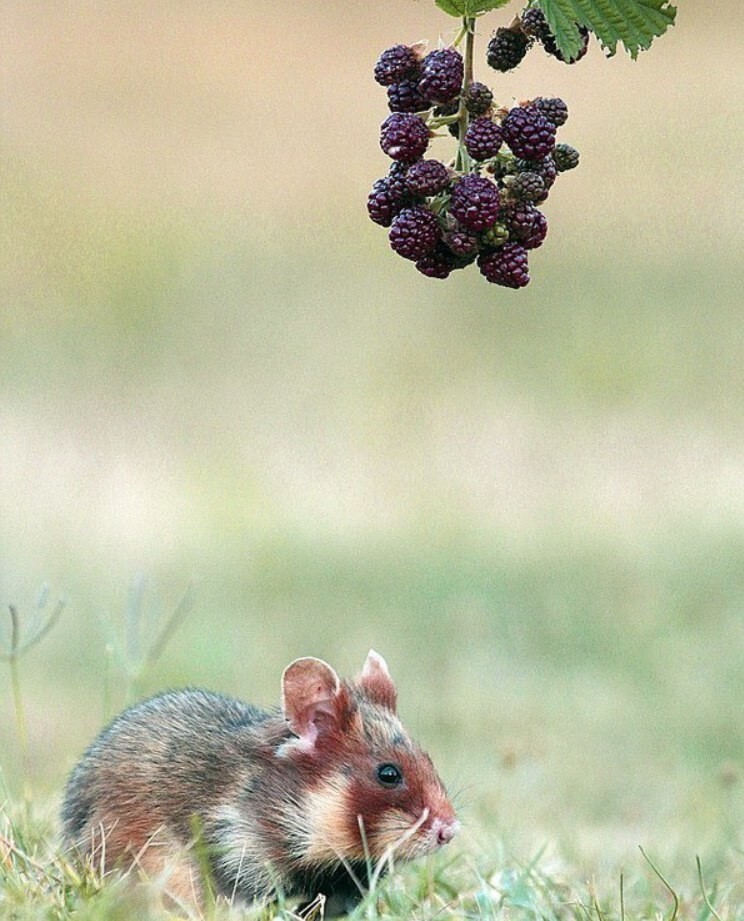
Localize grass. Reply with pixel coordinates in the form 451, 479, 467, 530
2, 798, 743, 919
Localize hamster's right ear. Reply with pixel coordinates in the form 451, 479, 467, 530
358, 649, 397, 712
282, 657, 341, 747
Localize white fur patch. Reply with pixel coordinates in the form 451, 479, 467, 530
208, 803, 275, 900
281, 775, 358, 865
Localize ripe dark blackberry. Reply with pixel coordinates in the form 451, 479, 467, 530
520, 8, 551, 41
505, 204, 547, 250
444, 227, 481, 258
501, 106, 556, 161
553, 143, 580, 171
374, 45, 420, 86
464, 118, 503, 161
380, 112, 430, 162
405, 159, 450, 197
516, 155, 558, 189
486, 27, 530, 73
367, 177, 405, 227
449, 174, 501, 232
388, 205, 440, 260
529, 96, 569, 127
543, 25, 590, 63
521, 210, 547, 250
419, 48, 464, 104
509, 171, 547, 203
367, 161, 414, 226
464, 82, 494, 117
505, 203, 537, 238
386, 161, 410, 197
478, 243, 530, 288
387, 79, 429, 114
414, 243, 459, 279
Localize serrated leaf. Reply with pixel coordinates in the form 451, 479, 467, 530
435, 0, 512, 18
538, 0, 676, 59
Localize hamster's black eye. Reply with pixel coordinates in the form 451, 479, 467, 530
376, 763, 403, 787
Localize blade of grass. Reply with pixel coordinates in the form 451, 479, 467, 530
696, 856, 723, 921
639, 846, 679, 921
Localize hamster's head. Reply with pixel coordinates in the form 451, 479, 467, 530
276, 650, 459, 868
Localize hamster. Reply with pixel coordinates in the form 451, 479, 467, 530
61, 650, 458, 913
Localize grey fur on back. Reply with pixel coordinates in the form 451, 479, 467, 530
61, 688, 272, 845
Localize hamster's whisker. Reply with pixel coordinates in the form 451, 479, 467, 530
370, 807, 430, 889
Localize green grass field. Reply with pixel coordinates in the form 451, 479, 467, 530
1, 0, 743, 917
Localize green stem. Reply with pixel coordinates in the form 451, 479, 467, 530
452, 21, 469, 48
8, 606, 31, 810
10, 659, 29, 791
455, 16, 476, 173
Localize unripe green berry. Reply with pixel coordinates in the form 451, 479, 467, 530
481, 222, 510, 247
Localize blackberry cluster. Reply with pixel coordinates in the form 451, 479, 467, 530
368, 37, 581, 289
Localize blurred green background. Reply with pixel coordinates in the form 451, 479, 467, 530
1, 0, 742, 874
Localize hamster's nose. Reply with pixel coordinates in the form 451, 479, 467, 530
433, 817, 460, 845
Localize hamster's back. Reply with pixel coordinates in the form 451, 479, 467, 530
62, 689, 269, 867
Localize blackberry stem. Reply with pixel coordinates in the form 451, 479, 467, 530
455, 16, 476, 173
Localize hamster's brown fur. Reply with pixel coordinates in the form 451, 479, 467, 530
61, 651, 458, 913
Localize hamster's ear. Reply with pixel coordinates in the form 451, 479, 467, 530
282, 657, 341, 746
358, 649, 397, 712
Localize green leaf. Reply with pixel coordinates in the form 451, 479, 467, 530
538, 0, 677, 59
435, 0, 512, 18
